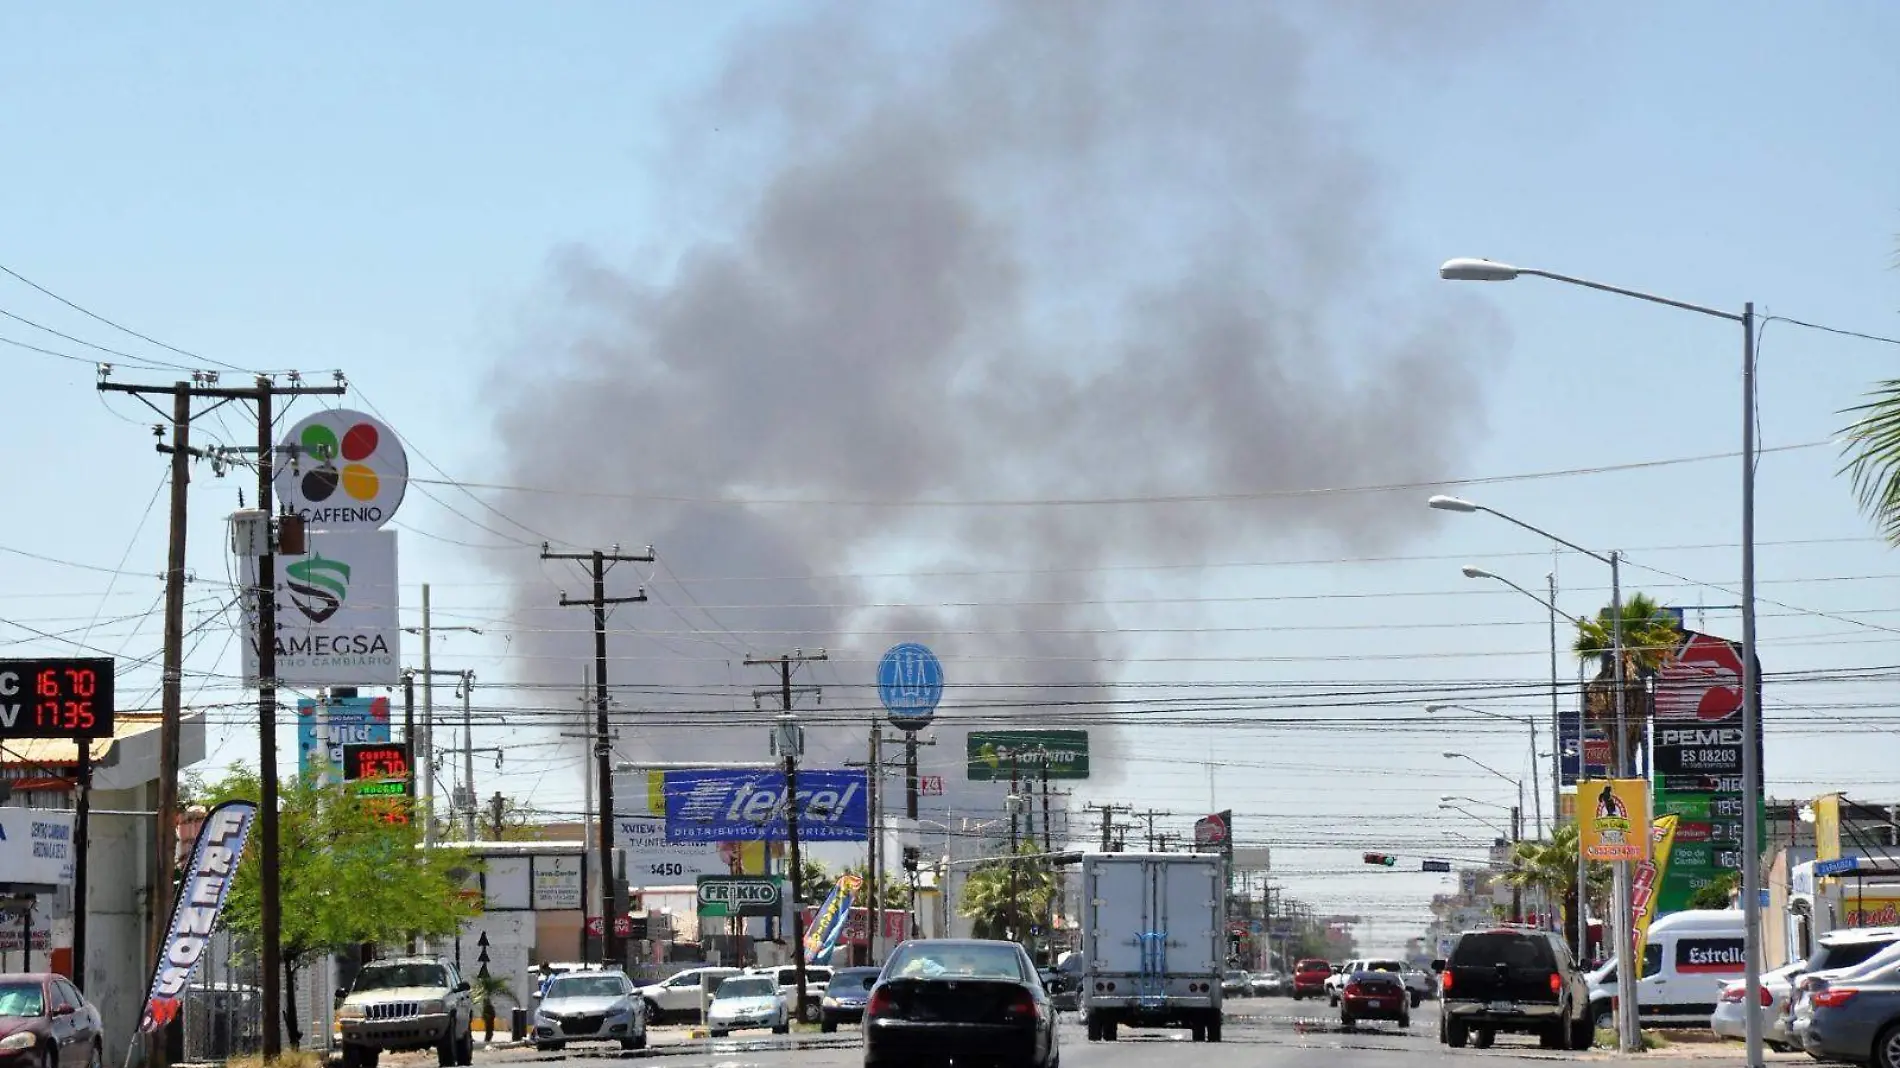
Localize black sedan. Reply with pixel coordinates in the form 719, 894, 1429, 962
864, 939, 1058, 1068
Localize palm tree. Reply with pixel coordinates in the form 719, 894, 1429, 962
1840, 380, 1900, 543
958, 844, 1056, 944
1573, 593, 1683, 762
1503, 823, 1614, 961
469, 973, 516, 1042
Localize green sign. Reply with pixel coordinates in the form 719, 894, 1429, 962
696, 876, 785, 918
1652, 785, 1767, 913
966, 730, 1090, 781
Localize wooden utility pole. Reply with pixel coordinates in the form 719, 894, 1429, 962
542, 544, 652, 967
1084, 803, 1132, 853
1131, 808, 1173, 852
745, 650, 826, 1021
101, 372, 344, 1064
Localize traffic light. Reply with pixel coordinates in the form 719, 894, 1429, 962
902, 846, 921, 873
1362, 852, 1397, 867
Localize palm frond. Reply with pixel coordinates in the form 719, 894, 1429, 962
1839, 380, 1900, 544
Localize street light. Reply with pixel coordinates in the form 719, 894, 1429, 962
1440, 795, 1513, 810
1429, 494, 1638, 1050
1440, 257, 1761, 1064
1437, 802, 1508, 839
1454, 566, 1588, 840
1427, 704, 1542, 838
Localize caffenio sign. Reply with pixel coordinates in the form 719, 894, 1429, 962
696, 875, 784, 918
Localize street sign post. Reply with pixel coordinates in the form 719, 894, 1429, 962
877, 643, 943, 730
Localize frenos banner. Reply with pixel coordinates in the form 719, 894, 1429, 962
662, 768, 868, 843
138, 799, 258, 1034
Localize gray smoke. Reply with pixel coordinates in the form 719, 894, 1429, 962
486, 0, 1514, 828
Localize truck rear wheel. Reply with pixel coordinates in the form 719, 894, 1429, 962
1207, 1016, 1222, 1042
1446, 1021, 1468, 1048
1190, 1025, 1205, 1042
1104, 1019, 1119, 1041
1086, 1017, 1101, 1042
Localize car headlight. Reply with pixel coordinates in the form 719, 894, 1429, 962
337, 1005, 365, 1020
821, 996, 837, 1007
0, 1034, 36, 1052
419, 1000, 447, 1015
533, 1011, 556, 1025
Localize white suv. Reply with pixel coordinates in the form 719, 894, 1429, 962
747, 964, 832, 1021
636, 966, 743, 1023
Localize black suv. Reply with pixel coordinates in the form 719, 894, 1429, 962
1434, 926, 1594, 1050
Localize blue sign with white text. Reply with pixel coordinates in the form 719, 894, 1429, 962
662, 768, 869, 843
1558, 706, 1610, 785
295, 696, 392, 784
878, 642, 943, 730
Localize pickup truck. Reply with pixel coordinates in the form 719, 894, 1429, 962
1435, 927, 1594, 1050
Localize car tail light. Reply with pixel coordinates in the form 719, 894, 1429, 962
1344, 982, 1362, 997
1004, 991, 1041, 1022
1811, 988, 1859, 1009
1441, 971, 1453, 992
866, 988, 897, 1018
1549, 973, 1561, 994
1719, 985, 1745, 1004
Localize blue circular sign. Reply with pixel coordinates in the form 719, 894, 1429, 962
878, 643, 943, 730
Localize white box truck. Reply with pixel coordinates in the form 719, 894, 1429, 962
1080, 851, 1226, 1042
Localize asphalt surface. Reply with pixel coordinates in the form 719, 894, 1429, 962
446, 998, 1805, 1067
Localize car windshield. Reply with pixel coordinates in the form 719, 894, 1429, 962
1351, 971, 1401, 985
886, 942, 1025, 981
831, 969, 880, 990
716, 978, 777, 1000
546, 975, 626, 999
1814, 938, 1900, 974
355, 964, 449, 991
1366, 961, 1403, 973
1454, 934, 1554, 970
0, 983, 45, 1018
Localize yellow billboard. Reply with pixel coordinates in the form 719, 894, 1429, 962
1578, 779, 1650, 862
1813, 793, 1842, 863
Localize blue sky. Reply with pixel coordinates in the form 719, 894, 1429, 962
3, 2, 1897, 950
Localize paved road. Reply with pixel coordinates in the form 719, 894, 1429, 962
461, 999, 1792, 1067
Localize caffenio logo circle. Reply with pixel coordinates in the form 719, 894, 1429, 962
273, 409, 408, 530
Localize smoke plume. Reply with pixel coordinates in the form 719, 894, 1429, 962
486, 0, 1513, 825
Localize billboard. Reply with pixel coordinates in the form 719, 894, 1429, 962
1558, 705, 1610, 786
241, 528, 401, 686
966, 730, 1090, 781
0, 809, 74, 888
1650, 628, 1764, 912
1579, 779, 1649, 861
295, 695, 393, 783
613, 816, 730, 884
273, 408, 409, 530
660, 768, 869, 843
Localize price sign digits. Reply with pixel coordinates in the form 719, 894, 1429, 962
1, 658, 115, 740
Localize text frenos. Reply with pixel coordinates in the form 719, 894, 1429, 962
138, 801, 258, 1033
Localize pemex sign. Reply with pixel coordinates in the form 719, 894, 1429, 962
966, 730, 1089, 781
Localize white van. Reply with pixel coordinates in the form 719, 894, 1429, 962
1585, 909, 1745, 1029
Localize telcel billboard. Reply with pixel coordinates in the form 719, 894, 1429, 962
662, 769, 868, 843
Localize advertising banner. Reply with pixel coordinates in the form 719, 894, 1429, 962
532, 855, 583, 910
138, 800, 258, 1033
965, 730, 1090, 781
1579, 779, 1649, 861
273, 408, 409, 530
1558, 704, 1611, 786
1629, 815, 1679, 976
241, 529, 401, 686
1194, 810, 1234, 857
804, 873, 861, 965
296, 695, 393, 783
661, 768, 868, 843
1813, 793, 1842, 863
613, 816, 730, 883
0, 809, 75, 888
1651, 628, 1764, 913
1844, 894, 1900, 929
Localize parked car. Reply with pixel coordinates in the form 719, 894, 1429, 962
528, 969, 645, 1052
0, 973, 105, 1068
1250, 971, 1284, 997
1436, 926, 1594, 1050
1710, 959, 1804, 1052
864, 939, 1058, 1068
706, 975, 789, 1037
1788, 934, 1900, 1052
746, 964, 831, 1022
333, 957, 475, 1068
1290, 958, 1333, 1001
819, 967, 882, 1033
1339, 969, 1411, 1030
1036, 966, 1079, 1013
1802, 956, 1900, 1067
635, 966, 742, 1024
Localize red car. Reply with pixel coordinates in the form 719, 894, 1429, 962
0, 973, 106, 1068
1340, 969, 1411, 1029
1291, 959, 1333, 1001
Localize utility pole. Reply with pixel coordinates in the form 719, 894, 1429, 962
402, 671, 417, 803
746, 650, 826, 1021
402, 590, 478, 848
868, 722, 882, 962
1131, 808, 1172, 851
101, 370, 345, 1065
460, 672, 476, 840
489, 792, 507, 841
544, 543, 653, 968
1084, 803, 1133, 852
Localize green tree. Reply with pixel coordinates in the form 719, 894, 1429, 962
1501, 823, 1614, 961
798, 859, 834, 902
837, 863, 910, 913
957, 843, 1055, 944
199, 765, 481, 1049
1687, 870, 1741, 910
1839, 380, 1900, 543
1574, 592, 1683, 761
469, 973, 517, 1042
